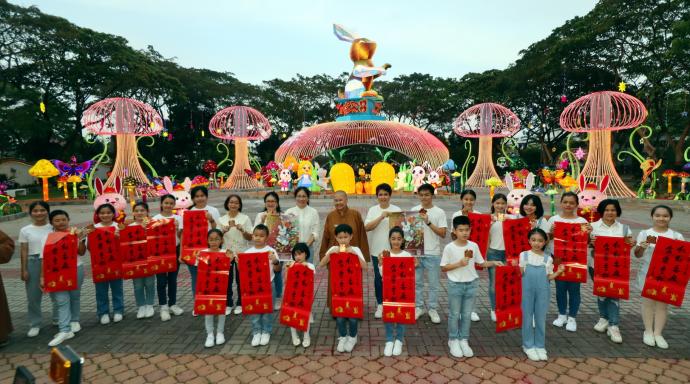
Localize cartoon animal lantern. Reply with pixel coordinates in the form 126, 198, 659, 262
333, 24, 391, 99
427, 167, 443, 193
577, 174, 609, 223
93, 177, 127, 224
297, 160, 313, 188
411, 165, 426, 193
314, 163, 330, 192
394, 163, 411, 192
161, 176, 192, 215
355, 168, 372, 195
279, 165, 293, 193
505, 171, 535, 215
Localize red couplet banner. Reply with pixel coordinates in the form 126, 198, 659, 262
503, 217, 532, 265
330, 252, 364, 319
593, 236, 631, 300
88, 227, 122, 283
194, 251, 231, 315
642, 237, 690, 307
382, 256, 416, 324
147, 220, 177, 274
280, 263, 314, 332
119, 225, 151, 279
553, 222, 588, 283
181, 210, 208, 265
238, 252, 273, 314
42, 232, 78, 293
495, 266, 522, 332
468, 213, 491, 271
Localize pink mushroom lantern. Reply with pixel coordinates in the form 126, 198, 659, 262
208, 106, 271, 189
560, 91, 647, 197
453, 102, 521, 188
81, 97, 163, 196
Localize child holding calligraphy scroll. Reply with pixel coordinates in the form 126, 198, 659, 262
634, 205, 684, 349
285, 242, 315, 348
520, 228, 564, 361
320, 223, 367, 353
152, 194, 184, 321
441, 216, 504, 358
544, 192, 590, 332
450, 189, 482, 323
129, 202, 156, 320
200, 229, 230, 348
486, 193, 514, 322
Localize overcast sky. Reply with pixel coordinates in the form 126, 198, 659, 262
11, 0, 598, 84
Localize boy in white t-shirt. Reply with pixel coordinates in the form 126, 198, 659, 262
441, 215, 503, 358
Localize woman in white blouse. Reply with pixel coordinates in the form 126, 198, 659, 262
218, 194, 253, 315
285, 187, 320, 258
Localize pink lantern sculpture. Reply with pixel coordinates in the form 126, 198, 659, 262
453, 103, 520, 187
560, 91, 647, 197
81, 97, 163, 195
209, 106, 271, 189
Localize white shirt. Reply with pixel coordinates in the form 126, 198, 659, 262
217, 213, 253, 255
544, 215, 588, 254
411, 205, 447, 256
588, 219, 629, 267
519, 250, 554, 275
19, 223, 53, 257
285, 205, 321, 244
188, 205, 221, 231
152, 213, 183, 245
451, 209, 481, 220
488, 213, 516, 251
441, 241, 484, 282
365, 203, 402, 256
326, 245, 367, 266
378, 250, 411, 276
243, 245, 278, 281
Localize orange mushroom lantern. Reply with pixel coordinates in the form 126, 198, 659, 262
678, 171, 690, 194
29, 159, 60, 201
662, 169, 678, 195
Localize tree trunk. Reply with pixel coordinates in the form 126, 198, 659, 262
673, 122, 689, 165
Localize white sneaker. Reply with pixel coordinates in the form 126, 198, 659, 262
524, 347, 540, 361
113, 313, 123, 323
273, 299, 281, 311
70, 322, 81, 333
375, 304, 383, 319
643, 331, 655, 347
535, 348, 548, 361
27, 327, 40, 337
260, 332, 270, 346
607, 326, 622, 344
593, 318, 609, 333
204, 334, 215, 348
470, 312, 480, 322
160, 306, 171, 322
344, 336, 357, 352
145, 305, 155, 318
384, 341, 394, 356
459, 339, 473, 357
291, 328, 301, 346
490, 310, 496, 322
233, 306, 242, 315
415, 307, 425, 320
654, 335, 668, 349
428, 309, 441, 324
100, 315, 110, 325
552, 314, 567, 327
192, 310, 198, 317
48, 332, 74, 347
170, 305, 184, 316
565, 317, 577, 332
393, 340, 403, 356
302, 334, 311, 348
215, 333, 225, 345
136, 306, 146, 319
251, 333, 261, 347
336, 337, 347, 352
225, 307, 232, 316
448, 339, 463, 358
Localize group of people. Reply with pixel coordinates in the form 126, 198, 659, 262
2, 182, 685, 361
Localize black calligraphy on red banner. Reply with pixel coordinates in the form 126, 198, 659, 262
280, 264, 314, 331
181, 210, 208, 265
503, 217, 531, 265
238, 252, 273, 314
495, 266, 522, 332
194, 251, 230, 315
330, 252, 364, 319
593, 236, 631, 300
553, 222, 588, 283
43, 232, 78, 292
642, 237, 690, 307
382, 256, 416, 324
88, 227, 122, 283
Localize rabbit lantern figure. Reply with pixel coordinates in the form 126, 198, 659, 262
163, 176, 192, 214
333, 24, 391, 99
411, 165, 426, 193
505, 172, 535, 215
93, 177, 127, 224
577, 175, 609, 222
279, 165, 293, 193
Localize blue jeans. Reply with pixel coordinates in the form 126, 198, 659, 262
50, 265, 84, 333
555, 280, 581, 317
26, 255, 46, 328
249, 285, 276, 335
274, 264, 283, 299
588, 266, 620, 325
95, 279, 124, 317
336, 317, 359, 337
371, 256, 383, 305
187, 264, 197, 295
486, 249, 506, 310
416, 255, 441, 310
156, 261, 180, 306
133, 275, 155, 306
522, 264, 550, 349
205, 314, 226, 334
384, 322, 405, 342
447, 279, 478, 340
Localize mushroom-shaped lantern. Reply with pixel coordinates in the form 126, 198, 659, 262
81, 97, 164, 197
67, 175, 82, 199
678, 171, 690, 194
29, 159, 60, 201
209, 106, 271, 189
453, 103, 520, 187
662, 169, 677, 195
560, 91, 647, 197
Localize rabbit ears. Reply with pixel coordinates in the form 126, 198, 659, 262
163, 176, 192, 192
578, 174, 610, 193
94, 177, 122, 195
504, 172, 535, 191
333, 24, 360, 42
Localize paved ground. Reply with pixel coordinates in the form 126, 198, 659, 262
1, 190, 689, 383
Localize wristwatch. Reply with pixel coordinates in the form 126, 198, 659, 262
425, 221, 431, 226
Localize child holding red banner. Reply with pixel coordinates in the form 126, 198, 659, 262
544, 192, 590, 332
520, 228, 565, 361
379, 227, 413, 356
186, 186, 220, 302
199, 229, 231, 348
129, 202, 156, 319
442, 216, 504, 358
634, 205, 684, 349
152, 194, 184, 321
320, 223, 367, 353
486, 193, 514, 322
588, 199, 634, 344
450, 189, 482, 322
285, 242, 315, 347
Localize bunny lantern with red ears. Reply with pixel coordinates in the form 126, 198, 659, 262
92, 177, 127, 224
577, 174, 610, 223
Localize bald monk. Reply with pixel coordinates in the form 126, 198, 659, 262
0, 230, 15, 347
319, 191, 370, 307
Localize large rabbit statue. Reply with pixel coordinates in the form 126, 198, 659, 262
333, 24, 391, 99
